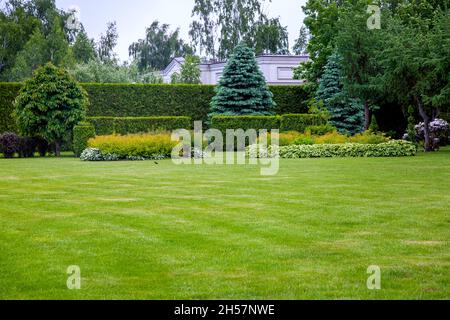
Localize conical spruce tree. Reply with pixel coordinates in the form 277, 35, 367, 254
209, 43, 275, 117
316, 52, 364, 135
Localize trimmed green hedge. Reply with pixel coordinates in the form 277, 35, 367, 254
0, 83, 21, 134
278, 141, 417, 158
73, 122, 96, 157
87, 116, 192, 135
211, 116, 281, 133
84, 84, 214, 121
84, 84, 309, 121
280, 114, 328, 133
114, 117, 191, 135
0, 83, 311, 133
87, 117, 115, 136
270, 85, 312, 115
211, 114, 328, 133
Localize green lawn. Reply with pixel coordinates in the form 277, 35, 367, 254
0, 149, 449, 300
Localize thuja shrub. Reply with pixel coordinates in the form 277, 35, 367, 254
280, 114, 328, 133
88, 134, 177, 159
1, 83, 310, 127
114, 117, 192, 135
73, 122, 96, 157
87, 117, 115, 136
87, 116, 192, 135
211, 116, 281, 132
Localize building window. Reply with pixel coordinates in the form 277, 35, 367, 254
277, 67, 294, 80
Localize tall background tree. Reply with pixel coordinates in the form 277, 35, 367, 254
190, 0, 289, 59
294, 0, 343, 85
181, 55, 201, 84
252, 17, 289, 55
379, 10, 450, 150
97, 21, 118, 64
316, 52, 364, 135
210, 43, 274, 117
336, 1, 382, 130
293, 25, 309, 55
0, 0, 76, 81
129, 21, 193, 71
72, 27, 96, 64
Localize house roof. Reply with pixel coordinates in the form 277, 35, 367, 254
162, 57, 185, 76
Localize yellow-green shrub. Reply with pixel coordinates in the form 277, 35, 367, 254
313, 132, 349, 144
88, 134, 177, 159
259, 131, 304, 146
349, 131, 390, 144
293, 131, 389, 145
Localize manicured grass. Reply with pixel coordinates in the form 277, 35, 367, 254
0, 149, 449, 300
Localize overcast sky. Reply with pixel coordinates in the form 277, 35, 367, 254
55, 0, 307, 62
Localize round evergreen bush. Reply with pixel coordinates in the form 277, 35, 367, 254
14, 63, 89, 156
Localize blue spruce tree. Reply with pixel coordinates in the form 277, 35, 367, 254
316, 52, 364, 135
209, 43, 275, 117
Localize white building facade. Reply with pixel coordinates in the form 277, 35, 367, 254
161, 55, 309, 85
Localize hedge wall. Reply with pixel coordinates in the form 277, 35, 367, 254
211, 116, 281, 133
280, 114, 327, 132
211, 114, 328, 133
0, 83, 310, 133
73, 122, 96, 157
0, 83, 21, 134
88, 116, 192, 135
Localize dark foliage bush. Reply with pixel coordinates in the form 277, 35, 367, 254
0, 132, 21, 158
35, 137, 49, 157
19, 137, 37, 158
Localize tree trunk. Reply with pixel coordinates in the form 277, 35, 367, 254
54, 141, 61, 157
416, 97, 432, 152
364, 99, 371, 131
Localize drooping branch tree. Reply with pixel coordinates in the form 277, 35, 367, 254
293, 25, 309, 55
210, 43, 275, 117
252, 17, 290, 55
97, 21, 118, 64
129, 21, 193, 71
190, 0, 288, 59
